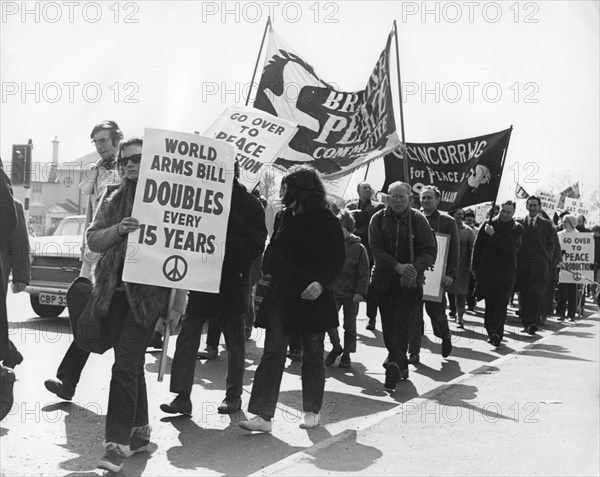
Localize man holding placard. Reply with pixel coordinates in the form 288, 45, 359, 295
408, 186, 459, 364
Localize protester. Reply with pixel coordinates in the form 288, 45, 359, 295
0, 162, 18, 421
239, 166, 345, 432
447, 208, 475, 329
576, 214, 590, 233
346, 182, 384, 331
515, 196, 556, 335
369, 181, 437, 389
44, 120, 123, 400
161, 162, 267, 417
556, 214, 579, 322
325, 210, 369, 369
539, 209, 562, 325
87, 137, 187, 472
472, 200, 523, 347
1, 198, 30, 368
79, 120, 123, 279
463, 208, 478, 311
408, 185, 458, 365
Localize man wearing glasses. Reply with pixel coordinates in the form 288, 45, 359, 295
79, 121, 124, 279
369, 181, 437, 390
44, 121, 123, 401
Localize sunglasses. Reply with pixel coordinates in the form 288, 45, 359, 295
119, 153, 142, 165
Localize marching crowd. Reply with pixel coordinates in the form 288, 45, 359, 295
1, 120, 599, 473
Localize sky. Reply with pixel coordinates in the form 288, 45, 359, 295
1, 0, 599, 205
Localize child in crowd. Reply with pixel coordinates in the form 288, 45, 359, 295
325, 210, 370, 368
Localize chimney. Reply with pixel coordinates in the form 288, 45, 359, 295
48, 136, 59, 182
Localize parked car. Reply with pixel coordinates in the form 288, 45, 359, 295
26, 215, 86, 317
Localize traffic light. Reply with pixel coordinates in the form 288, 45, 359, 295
11, 143, 32, 186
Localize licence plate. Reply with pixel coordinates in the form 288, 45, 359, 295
39, 293, 67, 306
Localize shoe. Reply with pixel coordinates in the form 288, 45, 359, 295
382, 357, 389, 369
0, 364, 16, 420
449, 313, 457, 320
245, 327, 253, 340
97, 442, 127, 473
568, 317, 576, 323
130, 425, 151, 454
3, 346, 23, 368
399, 368, 409, 381
217, 398, 241, 414
384, 362, 400, 391
338, 353, 351, 369
527, 324, 538, 335
44, 377, 75, 401
325, 345, 343, 366
148, 331, 163, 349
490, 334, 501, 347
457, 320, 465, 329
288, 349, 301, 362
299, 412, 320, 429
160, 394, 192, 416
197, 346, 218, 360
366, 319, 376, 331
239, 415, 272, 432
557, 316, 565, 322
441, 337, 453, 358
407, 353, 419, 365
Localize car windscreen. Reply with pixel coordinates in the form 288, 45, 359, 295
55, 220, 83, 236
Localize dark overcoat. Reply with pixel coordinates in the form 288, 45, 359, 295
188, 180, 267, 315
514, 215, 555, 296
255, 206, 345, 333
472, 217, 523, 302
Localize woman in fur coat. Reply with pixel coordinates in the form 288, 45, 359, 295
239, 165, 345, 432
86, 137, 186, 472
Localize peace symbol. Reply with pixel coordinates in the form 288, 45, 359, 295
573, 272, 582, 281
163, 255, 188, 282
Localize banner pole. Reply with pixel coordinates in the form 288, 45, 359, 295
158, 288, 177, 382
245, 17, 271, 107
489, 125, 514, 221
393, 21, 408, 182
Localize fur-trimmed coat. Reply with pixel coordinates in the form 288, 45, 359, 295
86, 179, 186, 329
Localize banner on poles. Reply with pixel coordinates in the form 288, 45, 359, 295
204, 106, 298, 190
122, 128, 235, 292
559, 232, 594, 284
557, 181, 581, 209
382, 128, 512, 211
253, 29, 400, 180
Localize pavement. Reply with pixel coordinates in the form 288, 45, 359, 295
254, 309, 600, 477
1, 288, 599, 476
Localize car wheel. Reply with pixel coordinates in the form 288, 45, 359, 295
30, 295, 65, 318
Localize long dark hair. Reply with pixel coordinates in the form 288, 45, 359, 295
281, 165, 328, 212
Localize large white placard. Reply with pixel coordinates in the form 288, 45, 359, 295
423, 233, 449, 303
563, 197, 590, 217
122, 128, 235, 292
535, 188, 559, 217
559, 232, 594, 284
204, 106, 297, 190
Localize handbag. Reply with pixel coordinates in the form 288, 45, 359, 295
67, 277, 112, 354
253, 273, 272, 314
